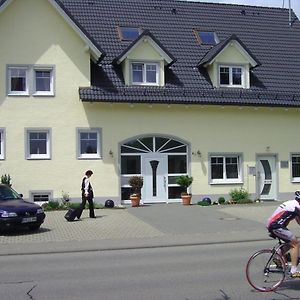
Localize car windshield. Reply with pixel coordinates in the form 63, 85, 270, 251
0, 185, 21, 201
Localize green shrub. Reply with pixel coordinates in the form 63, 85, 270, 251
229, 188, 251, 203
235, 198, 253, 204
68, 203, 81, 209
48, 201, 60, 209
1, 174, 12, 187
218, 197, 226, 204
197, 201, 210, 206
43, 201, 61, 211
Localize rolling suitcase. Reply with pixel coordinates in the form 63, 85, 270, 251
64, 208, 80, 222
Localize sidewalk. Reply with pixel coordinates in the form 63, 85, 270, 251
0, 202, 294, 255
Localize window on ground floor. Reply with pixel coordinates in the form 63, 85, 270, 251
292, 154, 300, 182
77, 128, 102, 159
26, 129, 51, 160
31, 192, 51, 202
209, 153, 243, 184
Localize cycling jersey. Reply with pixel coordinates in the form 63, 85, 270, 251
267, 200, 300, 230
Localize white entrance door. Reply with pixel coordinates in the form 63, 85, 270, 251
142, 154, 168, 203
257, 155, 277, 200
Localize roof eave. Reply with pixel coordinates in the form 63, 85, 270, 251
0, 0, 13, 13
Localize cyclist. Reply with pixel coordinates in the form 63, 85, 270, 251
267, 191, 300, 278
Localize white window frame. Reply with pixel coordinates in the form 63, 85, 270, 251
131, 62, 159, 86
209, 153, 243, 184
26, 129, 51, 160
30, 191, 52, 204
0, 129, 5, 160
77, 128, 102, 160
218, 65, 245, 88
7, 66, 29, 96
33, 66, 54, 96
291, 153, 300, 182
7, 65, 55, 97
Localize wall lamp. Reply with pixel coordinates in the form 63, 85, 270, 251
192, 150, 202, 157
109, 150, 114, 157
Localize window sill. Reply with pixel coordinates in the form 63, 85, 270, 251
32, 93, 55, 97
131, 82, 159, 86
218, 85, 245, 89
7, 93, 30, 97
27, 157, 51, 160
291, 179, 300, 183
210, 180, 243, 185
77, 156, 102, 160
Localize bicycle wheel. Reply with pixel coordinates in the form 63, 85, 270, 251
246, 249, 286, 292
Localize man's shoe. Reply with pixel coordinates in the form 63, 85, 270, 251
290, 271, 300, 278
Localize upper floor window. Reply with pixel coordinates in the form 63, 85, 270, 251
26, 129, 51, 160
219, 66, 244, 87
292, 154, 300, 182
7, 65, 54, 96
0, 129, 4, 160
210, 154, 242, 184
131, 62, 159, 85
8, 67, 29, 95
77, 128, 102, 159
118, 27, 141, 41
34, 68, 54, 96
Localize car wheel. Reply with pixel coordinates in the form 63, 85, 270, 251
28, 224, 41, 231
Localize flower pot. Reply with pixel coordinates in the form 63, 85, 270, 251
130, 195, 141, 207
181, 194, 192, 205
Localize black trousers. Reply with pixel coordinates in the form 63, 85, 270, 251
77, 195, 95, 218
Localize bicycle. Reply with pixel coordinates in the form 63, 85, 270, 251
246, 233, 293, 292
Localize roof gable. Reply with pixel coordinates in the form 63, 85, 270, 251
114, 30, 176, 66
198, 34, 260, 68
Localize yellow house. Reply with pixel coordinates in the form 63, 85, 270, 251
1, 0, 300, 205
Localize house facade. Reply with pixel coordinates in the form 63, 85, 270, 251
1, 0, 300, 205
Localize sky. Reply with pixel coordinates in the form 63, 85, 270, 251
189, 0, 300, 18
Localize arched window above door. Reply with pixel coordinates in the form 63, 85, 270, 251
121, 136, 187, 154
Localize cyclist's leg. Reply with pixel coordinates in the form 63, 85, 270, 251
290, 238, 299, 271
272, 228, 300, 276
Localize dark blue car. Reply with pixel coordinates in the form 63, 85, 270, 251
0, 184, 45, 232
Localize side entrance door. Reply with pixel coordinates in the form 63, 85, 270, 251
142, 154, 168, 203
256, 155, 277, 200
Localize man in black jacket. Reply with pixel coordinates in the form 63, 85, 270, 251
77, 170, 95, 219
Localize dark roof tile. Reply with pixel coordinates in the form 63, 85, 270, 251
3, 0, 299, 107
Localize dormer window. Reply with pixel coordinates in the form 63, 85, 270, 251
131, 62, 159, 85
219, 65, 244, 87
118, 26, 141, 41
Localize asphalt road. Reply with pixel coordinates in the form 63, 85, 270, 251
0, 240, 300, 300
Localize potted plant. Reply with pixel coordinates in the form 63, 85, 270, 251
176, 175, 193, 205
128, 176, 143, 207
